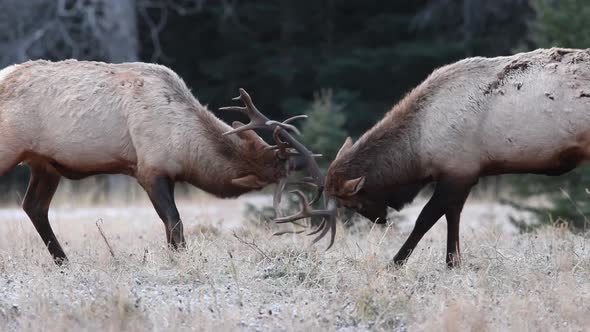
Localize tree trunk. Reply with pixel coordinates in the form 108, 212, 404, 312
99, 0, 139, 62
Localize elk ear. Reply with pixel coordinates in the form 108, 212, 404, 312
335, 137, 353, 159
231, 174, 268, 189
342, 176, 365, 196
231, 121, 243, 128
232, 121, 253, 139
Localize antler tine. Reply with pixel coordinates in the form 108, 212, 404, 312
221, 88, 272, 136
264, 147, 322, 158
310, 203, 338, 250
283, 114, 308, 124
288, 151, 322, 158
306, 218, 327, 236
309, 192, 323, 205
326, 215, 338, 250
275, 131, 325, 201
291, 190, 312, 210
296, 175, 323, 202
271, 127, 290, 159
311, 214, 333, 244
221, 90, 301, 136
274, 178, 319, 220
275, 217, 307, 225
218, 106, 248, 113
235, 88, 265, 117
235, 89, 304, 136
273, 191, 338, 249
273, 190, 314, 224
222, 123, 271, 136
266, 120, 301, 135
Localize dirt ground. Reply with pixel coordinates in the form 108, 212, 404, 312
0, 194, 588, 331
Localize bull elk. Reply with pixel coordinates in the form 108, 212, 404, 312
0, 59, 321, 264
277, 48, 590, 267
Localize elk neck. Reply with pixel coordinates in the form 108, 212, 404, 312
177, 107, 254, 198
360, 85, 431, 184
330, 85, 436, 208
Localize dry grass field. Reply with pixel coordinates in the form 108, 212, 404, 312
0, 193, 589, 331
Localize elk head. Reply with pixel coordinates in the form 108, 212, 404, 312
323, 137, 388, 224
270, 135, 392, 250
220, 88, 324, 214
226, 122, 287, 190
221, 89, 342, 248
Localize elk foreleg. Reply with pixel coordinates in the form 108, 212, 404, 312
391, 186, 446, 266
140, 176, 186, 249
391, 177, 474, 267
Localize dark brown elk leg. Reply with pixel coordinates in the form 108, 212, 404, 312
22, 166, 66, 265
391, 187, 447, 266
445, 210, 462, 268
141, 176, 185, 249
445, 182, 472, 268
391, 177, 474, 267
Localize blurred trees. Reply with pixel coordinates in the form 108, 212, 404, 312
300, 90, 349, 168
151, 1, 533, 136
528, 0, 590, 48
0, 0, 139, 66
153, 1, 437, 136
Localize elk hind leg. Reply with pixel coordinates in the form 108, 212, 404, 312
22, 166, 66, 265
0, 141, 66, 263
444, 179, 474, 268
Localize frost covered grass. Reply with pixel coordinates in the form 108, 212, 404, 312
0, 197, 589, 331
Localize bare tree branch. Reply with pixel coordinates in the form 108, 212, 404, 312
0, 0, 208, 67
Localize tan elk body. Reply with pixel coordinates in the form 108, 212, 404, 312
0, 59, 316, 264
286, 48, 590, 267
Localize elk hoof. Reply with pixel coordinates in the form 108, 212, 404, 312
446, 254, 461, 268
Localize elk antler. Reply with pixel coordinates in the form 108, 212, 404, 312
219, 89, 300, 136
220, 88, 326, 215
273, 190, 338, 250
266, 127, 323, 160
266, 127, 292, 160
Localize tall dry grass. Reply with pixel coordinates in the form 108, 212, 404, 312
0, 199, 588, 331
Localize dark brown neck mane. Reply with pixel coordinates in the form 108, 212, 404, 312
334, 84, 436, 209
